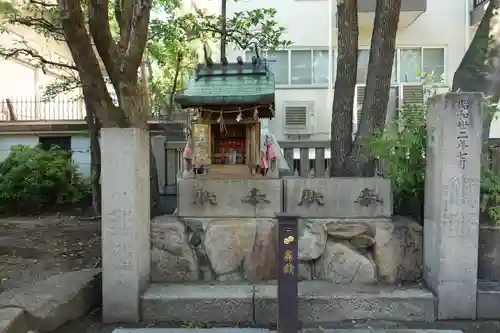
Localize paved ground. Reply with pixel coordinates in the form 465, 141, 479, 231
1, 215, 500, 333
0, 214, 101, 292
51, 309, 500, 333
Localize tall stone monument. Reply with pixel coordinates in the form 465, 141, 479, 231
101, 128, 151, 323
424, 92, 483, 319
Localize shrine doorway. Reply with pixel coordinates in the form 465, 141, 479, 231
211, 123, 247, 165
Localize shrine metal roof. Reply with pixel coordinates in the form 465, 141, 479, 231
174, 61, 275, 108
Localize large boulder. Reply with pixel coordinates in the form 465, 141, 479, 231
244, 219, 278, 282
298, 220, 327, 261
373, 217, 423, 284
151, 215, 199, 282
314, 240, 376, 284
203, 218, 257, 281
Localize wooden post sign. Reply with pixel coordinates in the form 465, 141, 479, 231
275, 212, 299, 333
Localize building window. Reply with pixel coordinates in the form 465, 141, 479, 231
245, 50, 289, 84
39, 136, 71, 151
358, 49, 397, 84
312, 50, 333, 84
399, 47, 445, 83
268, 51, 289, 85
399, 48, 422, 83
423, 48, 445, 82
291, 50, 312, 85
244, 46, 444, 86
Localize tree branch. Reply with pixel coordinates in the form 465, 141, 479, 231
119, 0, 153, 80
57, 0, 128, 127
87, 0, 121, 93
0, 46, 77, 71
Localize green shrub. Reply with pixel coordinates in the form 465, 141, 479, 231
368, 102, 427, 220
0, 145, 90, 214
368, 86, 500, 224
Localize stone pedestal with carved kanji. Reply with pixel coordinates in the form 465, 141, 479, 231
424, 92, 483, 320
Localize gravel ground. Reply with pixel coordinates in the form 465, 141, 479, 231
0, 214, 101, 292
51, 310, 500, 333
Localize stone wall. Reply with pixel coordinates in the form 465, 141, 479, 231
151, 216, 422, 284
153, 177, 422, 285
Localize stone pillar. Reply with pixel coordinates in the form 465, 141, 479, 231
151, 135, 166, 194
101, 128, 151, 323
424, 92, 483, 320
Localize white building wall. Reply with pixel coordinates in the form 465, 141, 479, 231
225, 0, 500, 140
0, 25, 83, 120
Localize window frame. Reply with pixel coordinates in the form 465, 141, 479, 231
244, 45, 446, 88
397, 46, 447, 84
38, 135, 72, 151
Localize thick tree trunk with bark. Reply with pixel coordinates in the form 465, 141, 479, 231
58, 0, 159, 215
346, 0, 402, 176
453, 0, 500, 148
330, 0, 358, 177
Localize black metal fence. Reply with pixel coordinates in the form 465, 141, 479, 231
473, 0, 488, 8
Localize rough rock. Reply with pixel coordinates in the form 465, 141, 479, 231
151, 215, 199, 282
0, 307, 29, 333
350, 234, 375, 250
373, 217, 423, 284
299, 261, 313, 280
298, 220, 327, 261
204, 218, 257, 279
0, 269, 101, 332
245, 219, 278, 282
479, 226, 500, 281
314, 241, 376, 284
326, 222, 374, 239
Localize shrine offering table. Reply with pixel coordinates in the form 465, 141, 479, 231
195, 165, 264, 180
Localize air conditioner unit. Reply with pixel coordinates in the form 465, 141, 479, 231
399, 84, 424, 109
354, 84, 365, 125
355, 84, 399, 129
283, 102, 314, 135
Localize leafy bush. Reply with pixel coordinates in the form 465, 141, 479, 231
368, 102, 427, 220
0, 145, 90, 214
368, 85, 500, 224
480, 167, 500, 225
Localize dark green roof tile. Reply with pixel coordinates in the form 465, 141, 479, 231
175, 61, 275, 107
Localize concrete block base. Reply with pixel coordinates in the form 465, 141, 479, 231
141, 285, 254, 324
141, 282, 436, 325
477, 280, 500, 319
113, 330, 462, 333
255, 282, 435, 324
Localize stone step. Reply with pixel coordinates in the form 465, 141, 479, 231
113, 328, 463, 333
0, 308, 30, 333
141, 282, 436, 325
477, 279, 500, 319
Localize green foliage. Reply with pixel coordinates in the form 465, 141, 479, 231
480, 167, 500, 225
147, 0, 292, 113
368, 103, 427, 216
0, 145, 89, 214
368, 77, 500, 224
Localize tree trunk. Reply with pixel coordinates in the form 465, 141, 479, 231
85, 101, 101, 216
150, 146, 161, 218
452, 0, 500, 151
346, 0, 402, 176
220, 0, 227, 59
167, 52, 183, 116
330, 0, 358, 177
